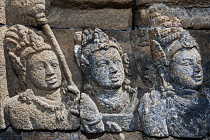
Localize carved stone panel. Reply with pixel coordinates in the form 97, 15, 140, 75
74, 28, 141, 133
2, 0, 210, 139
139, 4, 210, 138
4, 25, 80, 130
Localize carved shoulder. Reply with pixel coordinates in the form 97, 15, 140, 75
5, 95, 32, 130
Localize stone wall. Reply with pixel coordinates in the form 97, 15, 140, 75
1, 0, 210, 140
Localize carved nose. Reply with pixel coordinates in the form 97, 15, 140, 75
46, 65, 54, 76
194, 64, 201, 73
110, 65, 117, 74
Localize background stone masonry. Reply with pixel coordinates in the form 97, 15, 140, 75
1, 0, 210, 139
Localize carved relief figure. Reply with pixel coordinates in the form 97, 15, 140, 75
4, 25, 80, 130
74, 28, 140, 133
139, 4, 209, 138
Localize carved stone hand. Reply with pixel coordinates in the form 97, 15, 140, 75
106, 121, 122, 132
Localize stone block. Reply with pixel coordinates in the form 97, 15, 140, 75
49, 0, 132, 9
136, 0, 210, 8
5, 0, 50, 27
136, 6, 210, 29
5, 0, 132, 30
0, 0, 6, 24
81, 131, 143, 140
21, 131, 81, 140
47, 8, 132, 30
0, 25, 9, 129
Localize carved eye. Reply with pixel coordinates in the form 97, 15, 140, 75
114, 59, 121, 64
51, 63, 59, 67
183, 61, 192, 66
37, 63, 44, 70
197, 60, 201, 64
98, 62, 107, 67
97, 60, 108, 67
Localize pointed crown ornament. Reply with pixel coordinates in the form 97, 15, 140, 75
74, 28, 123, 70
148, 4, 199, 67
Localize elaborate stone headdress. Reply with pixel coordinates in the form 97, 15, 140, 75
74, 28, 123, 70
74, 28, 130, 92
149, 4, 199, 68
5, 24, 51, 85
148, 4, 199, 94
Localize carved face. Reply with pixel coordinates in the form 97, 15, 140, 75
169, 47, 203, 89
27, 50, 62, 91
90, 47, 125, 89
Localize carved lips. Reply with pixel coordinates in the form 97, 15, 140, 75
45, 76, 58, 84
110, 75, 121, 82
193, 74, 202, 81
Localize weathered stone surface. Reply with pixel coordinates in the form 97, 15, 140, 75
129, 29, 152, 90
47, 8, 132, 30
49, 0, 132, 9
187, 30, 210, 89
0, 0, 6, 24
81, 131, 143, 140
75, 28, 141, 133
52, 29, 83, 88
139, 4, 209, 138
4, 0, 210, 139
5, 0, 50, 27
5, 29, 83, 96
21, 131, 81, 140
136, 4, 210, 29
0, 127, 21, 140
105, 30, 147, 89
0, 26, 9, 129
4, 25, 80, 130
136, 0, 210, 8
5, 0, 132, 30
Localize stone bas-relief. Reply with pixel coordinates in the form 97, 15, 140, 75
2, 0, 210, 139
139, 4, 210, 138
4, 25, 80, 130
74, 28, 140, 133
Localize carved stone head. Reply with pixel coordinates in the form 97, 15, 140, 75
162, 30, 202, 90
89, 47, 125, 89
169, 47, 202, 89
5, 25, 62, 91
26, 50, 62, 91
149, 4, 202, 90
74, 28, 129, 91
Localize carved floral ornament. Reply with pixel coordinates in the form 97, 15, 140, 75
1, 1, 210, 139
